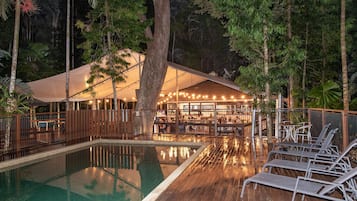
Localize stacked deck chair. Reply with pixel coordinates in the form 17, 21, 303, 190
241, 126, 357, 201
263, 138, 357, 176
240, 166, 357, 201
267, 128, 339, 162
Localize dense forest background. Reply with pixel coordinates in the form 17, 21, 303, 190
0, 0, 356, 110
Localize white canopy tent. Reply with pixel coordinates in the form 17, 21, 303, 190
27, 49, 247, 103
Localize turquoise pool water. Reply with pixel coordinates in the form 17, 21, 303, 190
0, 144, 197, 201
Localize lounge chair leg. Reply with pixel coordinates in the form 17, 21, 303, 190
240, 180, 249, 198
301, 194, 305, 201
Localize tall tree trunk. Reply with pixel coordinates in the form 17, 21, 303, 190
5, 0, 21, 151
135, 0, 170, 138
302, 23, 308, 108
104, 0, 118, 111
341, 0, 348, 111
341, 0, 349, 149
321, 30, 326, 82
263, 23, 272, 144
287, 0, 294, 109
65, 0, 71, 111
9, 0, 20, 96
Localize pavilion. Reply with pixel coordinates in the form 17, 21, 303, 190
27, 49, 252, 109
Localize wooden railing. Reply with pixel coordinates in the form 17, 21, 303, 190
1, 108, 356, 161
308, 108, 357, 150
0, 109, 134, 161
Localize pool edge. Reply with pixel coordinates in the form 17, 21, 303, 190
142, 143, 208, 201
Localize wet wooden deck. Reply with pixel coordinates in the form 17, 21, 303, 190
151, 134, 327, 201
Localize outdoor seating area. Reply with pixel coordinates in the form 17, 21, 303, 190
0, 108, 356, 200
241, 124, 357, 201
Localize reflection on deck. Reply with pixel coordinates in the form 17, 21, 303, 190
153, 134, 325, 201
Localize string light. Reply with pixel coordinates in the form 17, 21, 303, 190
157, 92, 251, 102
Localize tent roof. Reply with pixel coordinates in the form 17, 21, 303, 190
27, 49, 249, 103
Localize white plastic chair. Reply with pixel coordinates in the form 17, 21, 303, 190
294, 123, 312, 143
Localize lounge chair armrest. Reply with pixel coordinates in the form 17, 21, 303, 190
296, 176, 341, 185
295, 176, 345, 194
308, 159, 351, 173
328, 145, 340, 155
314, 153, 339, 160
308, 159, 335, 166
307, 167, 344, 178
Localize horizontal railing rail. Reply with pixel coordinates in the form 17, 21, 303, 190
0, 109, 134, 161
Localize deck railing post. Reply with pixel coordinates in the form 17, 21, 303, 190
16, 114, 21, 154
342, 110, 348, 150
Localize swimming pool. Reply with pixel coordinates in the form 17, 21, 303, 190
0, 140, 205, 201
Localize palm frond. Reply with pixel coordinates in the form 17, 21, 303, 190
0, 0, 11, 20
87, 0, 97, 8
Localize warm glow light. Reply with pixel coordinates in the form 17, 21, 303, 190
231, 95, 234, 99
160, 93, 165, 97
89, 100, 93, 105
84, 76, 89, 88
97, 100, 101, 103
105, 99, 109, 103
123, 98, 127, 101
132, 97, 136, 100
241, 95, 245, 99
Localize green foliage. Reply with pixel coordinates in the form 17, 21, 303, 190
195, 0, 293, 98
77, 0, 149, 91
0, 77, 31, 115
17, 42, 59, 81
307, 80, 342, 109
0, 49, 10, 68
350, 98, 357, 111
0, 0, 11, 20
235, 62, 287, 97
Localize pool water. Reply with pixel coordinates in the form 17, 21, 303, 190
0, 145, 196, 201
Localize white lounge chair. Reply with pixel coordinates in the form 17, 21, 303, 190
240, 167, 357, 201
263, 139, 357, 174
267, 128, 339, 162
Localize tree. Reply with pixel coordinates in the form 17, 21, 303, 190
194, 0, 291, 144
1, 0, 36, 151
65, 0, 70, 110
77, 0, 147, 111
341, 0, 349, 111
134, 0, 170, 138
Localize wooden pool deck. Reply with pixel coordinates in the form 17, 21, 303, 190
150, 134, 325, 201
